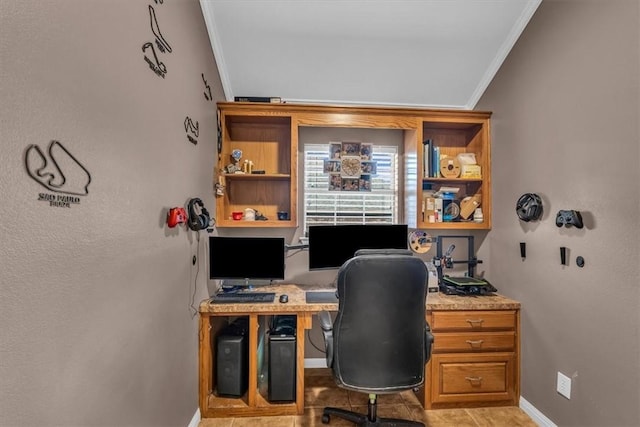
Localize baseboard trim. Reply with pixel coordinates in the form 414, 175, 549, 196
187, 407, 200, 427
304, 357, 328, 368
520, 396, 556, 427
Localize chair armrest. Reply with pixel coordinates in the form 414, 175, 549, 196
425, 322, 434, 362
318, 310, 333, 331
317, 311, 334, 368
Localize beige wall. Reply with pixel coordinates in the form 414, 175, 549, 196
0, 1, 224, 425
476, 0, 640, 426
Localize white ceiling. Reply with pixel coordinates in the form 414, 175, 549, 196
200, 0, 541, 110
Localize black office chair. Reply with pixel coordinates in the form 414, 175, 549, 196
317, 249, 434, 426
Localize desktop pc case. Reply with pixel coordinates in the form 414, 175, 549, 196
268, 315, 297, 402
216, 318, 249, 397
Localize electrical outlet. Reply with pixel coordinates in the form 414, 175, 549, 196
557, 372, 571, 399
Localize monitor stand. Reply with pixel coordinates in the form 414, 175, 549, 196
222, 278, 274, 289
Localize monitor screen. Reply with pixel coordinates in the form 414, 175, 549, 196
209, 236, 285, 280
308, 224, 408, 270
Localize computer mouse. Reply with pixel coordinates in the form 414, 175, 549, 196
279, 294, 289, 303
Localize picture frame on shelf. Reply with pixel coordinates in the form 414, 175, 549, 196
323, 160, 341, 173
360, 143, 372, 160
361, 161, 377, 174
359, 175, 372, 191
330, 142, 342, 160
341, 142, 361, 156
341, 178, 360, 191
329, 174, 341, 191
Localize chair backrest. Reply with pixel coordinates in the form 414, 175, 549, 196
332, 249, 428, 393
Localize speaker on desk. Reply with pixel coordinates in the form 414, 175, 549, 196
268, 315, 297, 402
216, 320, 248, 397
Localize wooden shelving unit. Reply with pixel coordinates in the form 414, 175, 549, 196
215, 102, 492, 230
216, 109, 297, 227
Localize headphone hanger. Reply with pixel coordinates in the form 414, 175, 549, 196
187, 197, 212, 231
516, 193, 543, 222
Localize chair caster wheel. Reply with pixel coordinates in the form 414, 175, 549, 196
322, 414, 330, 424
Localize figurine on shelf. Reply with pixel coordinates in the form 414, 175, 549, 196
215, 176, 225, 196
242, 159, 254, 173
225, 149, 244, 174
254, 210, 268, 221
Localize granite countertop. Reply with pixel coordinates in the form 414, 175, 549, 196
199, 283, 520, 314
426, 292, 520, 310
199, 284, 335, 314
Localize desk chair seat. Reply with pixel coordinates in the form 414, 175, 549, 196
318, 249, 434, 426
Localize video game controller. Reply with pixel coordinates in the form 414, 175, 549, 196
555, 210, 583, 229
167, 207, 187, 228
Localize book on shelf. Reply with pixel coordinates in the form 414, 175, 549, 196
422, 139, 432, 177
422, 139, 443, 178
234, 96, 282, 103
432, 146, 440, 178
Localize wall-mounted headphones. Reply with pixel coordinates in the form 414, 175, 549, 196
516, 193, 543, 222
187, 198, 212, 231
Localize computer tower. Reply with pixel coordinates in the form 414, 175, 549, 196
268, 335, 296, 401
268, 315, 297, 402
216, 320, 248, 397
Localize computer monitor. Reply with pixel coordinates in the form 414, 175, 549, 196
308, 224, 408, 270
209, 236, 285, 282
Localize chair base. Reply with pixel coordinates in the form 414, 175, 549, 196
322, 407, 425, 426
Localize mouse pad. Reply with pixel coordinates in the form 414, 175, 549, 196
305, 291, 338, 303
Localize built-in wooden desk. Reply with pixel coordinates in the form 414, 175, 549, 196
198, 284, 520, 418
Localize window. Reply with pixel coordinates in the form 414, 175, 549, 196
303, 143, 399, 233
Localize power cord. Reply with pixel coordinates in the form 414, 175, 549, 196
189, 231, 201, 318
307, 328, 326, 354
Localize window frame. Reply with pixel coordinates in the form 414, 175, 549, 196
302, 143, 400, 234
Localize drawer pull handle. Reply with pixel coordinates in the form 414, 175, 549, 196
465, 339, 484, 348
465, 376, 483, 386
466, 319, 484, 326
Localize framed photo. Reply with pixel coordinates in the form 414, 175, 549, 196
329, 173, 341, 191
361, 161, 377, 175
360, 143, 372, 160
341, 141, 361, 156
323, 159, 341, 173
340, 156, 362, 178
341, 178, 360, 191
359, 175, 372, 191
329, 142, 342, 160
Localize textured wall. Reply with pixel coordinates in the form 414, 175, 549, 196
0, 1, 224, 425
476, 0, 640, 426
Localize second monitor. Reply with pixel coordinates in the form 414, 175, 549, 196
308, 224, 408, 270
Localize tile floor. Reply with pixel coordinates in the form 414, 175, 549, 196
199, 369, 538, 427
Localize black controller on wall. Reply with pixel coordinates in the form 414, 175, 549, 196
555, 210, 584, 229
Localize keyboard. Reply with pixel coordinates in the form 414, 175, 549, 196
210, 292, 276, 304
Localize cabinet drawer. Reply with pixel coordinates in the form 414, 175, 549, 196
433, 331, 515, 352
430, 353, 516, 405
430, 310, 516, 331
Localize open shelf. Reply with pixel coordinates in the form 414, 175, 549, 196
216, 109, 297, 227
